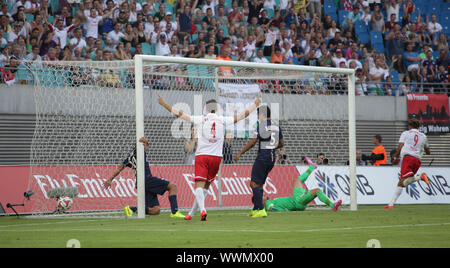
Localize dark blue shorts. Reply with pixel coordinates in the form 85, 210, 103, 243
251, 159, 275, 185
144, 176, 170, 207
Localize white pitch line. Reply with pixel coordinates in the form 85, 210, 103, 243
0, 222, 449, 234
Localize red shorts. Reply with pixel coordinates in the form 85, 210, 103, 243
400, 155, 421, 180
194, 155, 222, 183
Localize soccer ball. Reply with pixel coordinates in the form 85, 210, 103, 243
56, 196, 73, 212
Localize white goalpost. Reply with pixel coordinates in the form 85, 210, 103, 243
26, 56, 356, 218
134, 55, 357, 218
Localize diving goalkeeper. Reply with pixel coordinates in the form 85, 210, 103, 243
264, 157, 342, 212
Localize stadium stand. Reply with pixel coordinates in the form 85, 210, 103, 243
0, 0, 446, 95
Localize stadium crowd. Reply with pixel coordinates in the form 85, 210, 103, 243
0, 0, 448, 96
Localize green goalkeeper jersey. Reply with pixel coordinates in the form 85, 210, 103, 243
265, 188, 313, 211
265, 196, 300, 211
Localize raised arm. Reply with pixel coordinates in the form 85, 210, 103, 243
234, 97, 261, 123
158, 94, 192, 122
234, 138, 258, 162
103, 164, 125, 189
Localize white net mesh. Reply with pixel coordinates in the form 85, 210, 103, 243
26, 59, 352, 215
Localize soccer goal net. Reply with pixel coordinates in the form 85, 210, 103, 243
26, 57, 356, 218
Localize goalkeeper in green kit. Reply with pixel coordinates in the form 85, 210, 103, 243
264, 157, 342, 212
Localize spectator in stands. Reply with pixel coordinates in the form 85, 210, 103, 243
253, 48, 269, 63
371, 9, 385, 35
355, 68, 368, 96
42, 47, 58, 61
427, 14, 442, 35
403, 42, 421, 79
24, 45, 41, 61
155, 32, 170, 56
402, 0, 415, 16
434, 33, 449, 53
385, 0, 400, 23
436, 48, 450, 69
276, 148, 292, 165
341, 5, 361, 33
105, 22, 124, 52
389, 149, 400, 166
367, 56, 389, 95
385, 13, 398, 32
398, 74, 413, 96
436, 65, 448, 85
223, 136, 233, 164
332, 49, 346, 68
317, 153, 325, 165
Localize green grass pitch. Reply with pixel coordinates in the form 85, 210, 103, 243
0, 205, 449, 248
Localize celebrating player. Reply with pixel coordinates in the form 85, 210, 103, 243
384, 118, 431, 209
264, 157, 342, 212
158, 95, 261, 221
234, 105, 284, 218
103, 137, 185, 218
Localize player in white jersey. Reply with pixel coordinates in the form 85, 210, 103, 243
158, 95, 261, 221
385, 118, 431, 209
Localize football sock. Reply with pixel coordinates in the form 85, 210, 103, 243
195, 187, 206, 212
168, 195, 178, 214
188, 189, 208, 216
252, 187, 264, 210
402, 176, 420, 187
298, 165, 315, 183
316, 190, 334, 208
388, 186, 403, 206
188, 198, 198, 217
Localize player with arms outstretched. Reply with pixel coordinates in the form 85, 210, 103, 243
264, 157, 342, 212
103, 137, 185, 218
384, 118, 431, 209
234, 105, 284, 218
158, 95, 261, 221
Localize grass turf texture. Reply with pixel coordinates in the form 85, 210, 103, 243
0, 205, 449, 248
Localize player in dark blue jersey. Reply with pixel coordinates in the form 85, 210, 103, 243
103, 137, 185, 218
234, 105, 284, 218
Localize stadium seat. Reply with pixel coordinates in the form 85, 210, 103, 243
190, 33, 198, 43
225, 0, 233, 9
433, 50, 440, 60
187, 65, 200, 87
338, 10, 349, 26
50, 0, 59, 14
354, 20, 368, 34
163, 3, 174, 14
370, 31, 383, 45
440, 12, 450, 28
373, 43, 385, 54
427, 5, 440, 17
324, 0, 338, 21
442, 3, 450, 13
25, 14, 34, 23
390, 70, 400, 83
219, 25, 229, 37
358, 32, 370, 45
141, 42, 151, 55
197, 65, 215, 90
